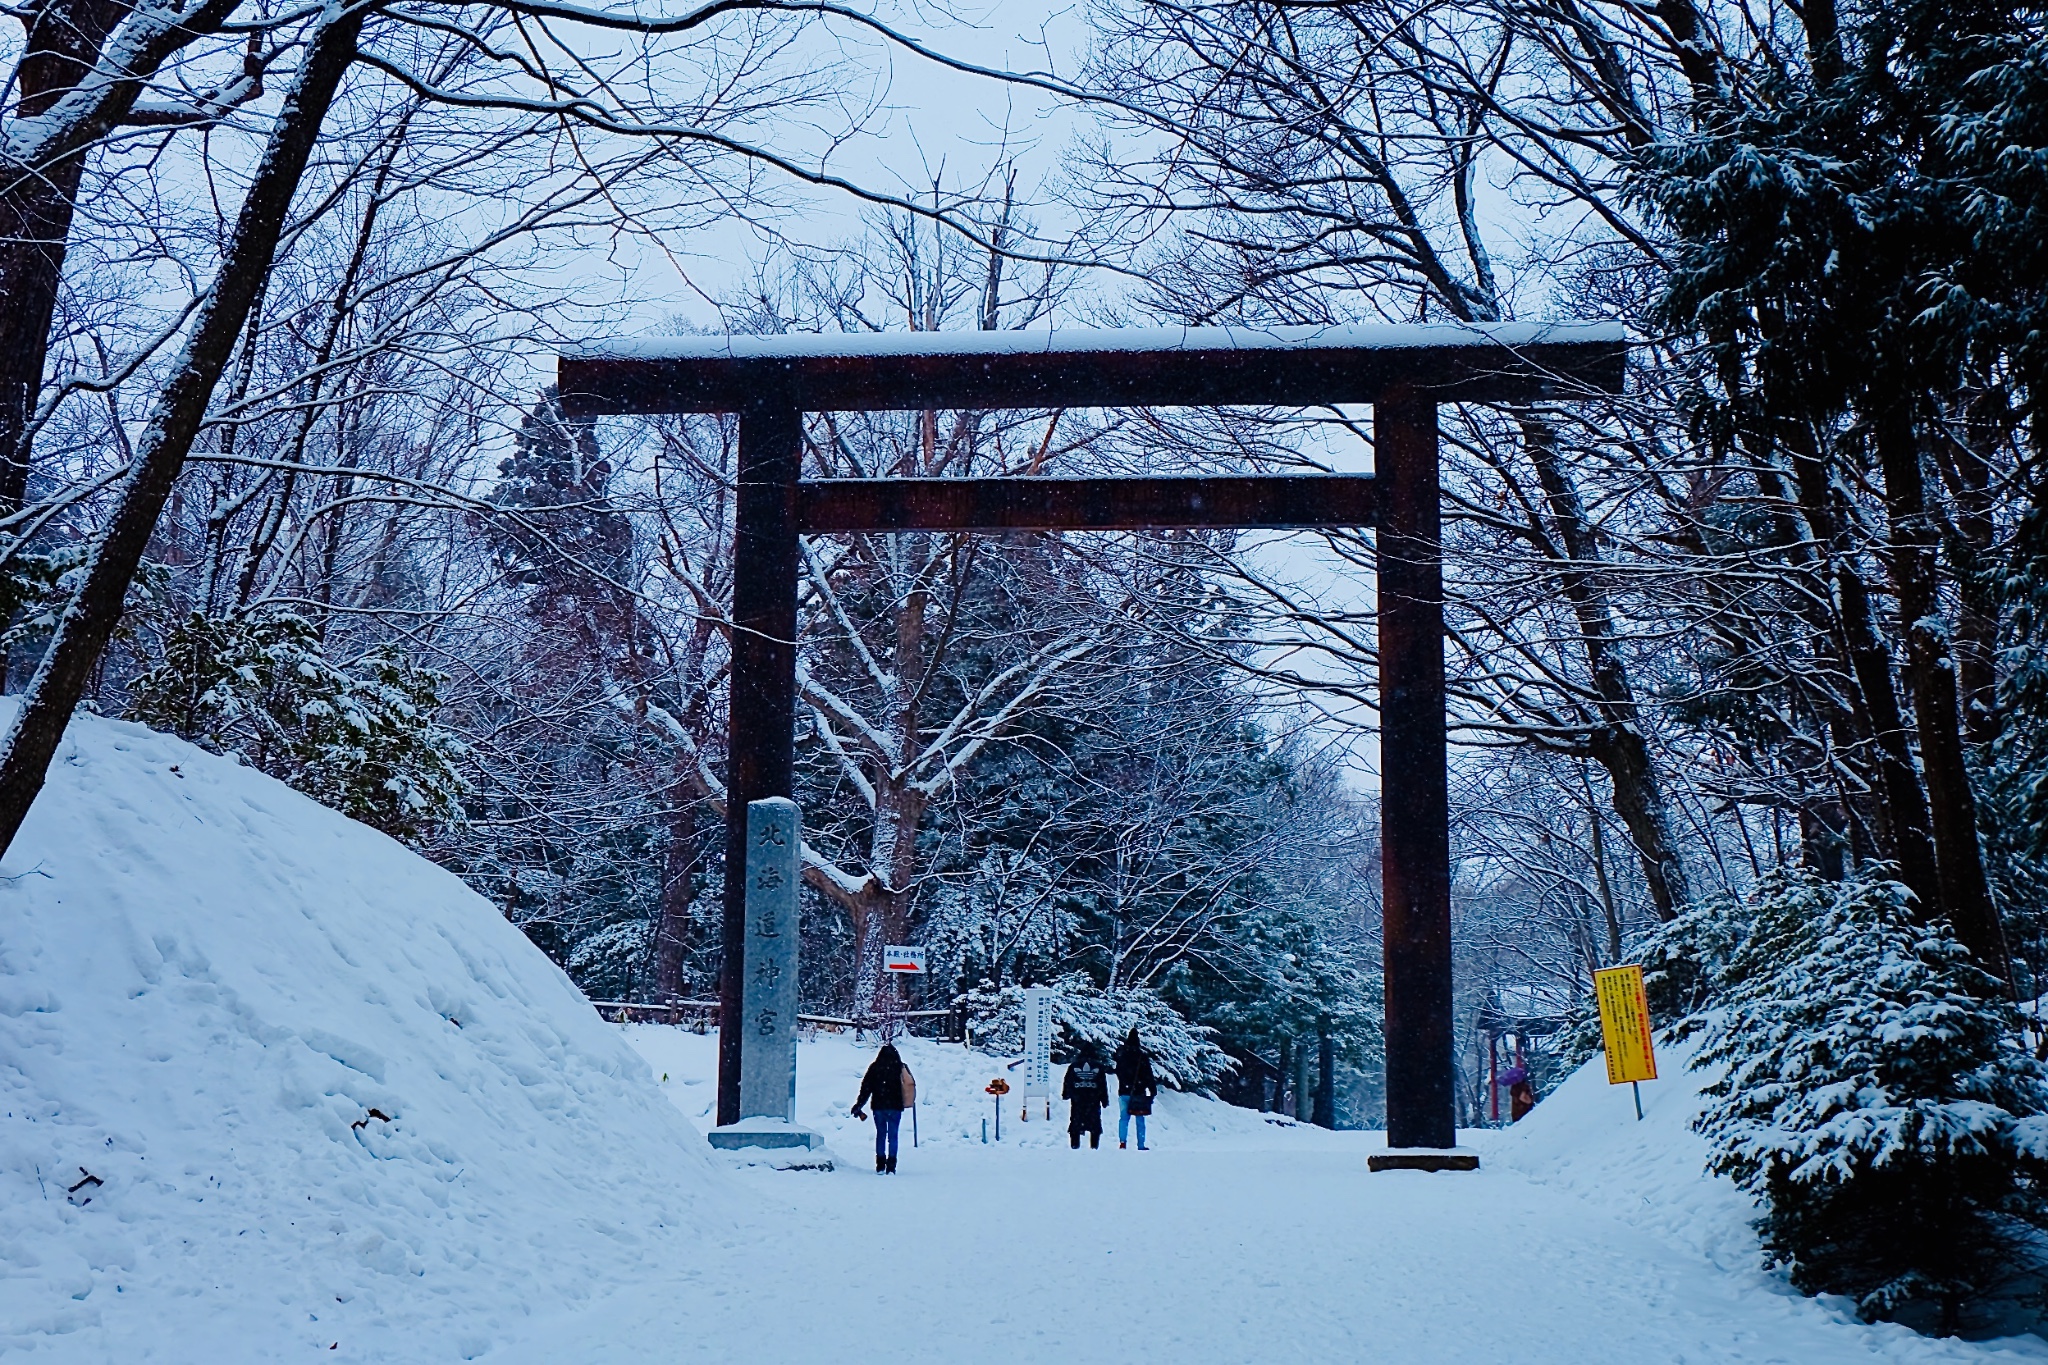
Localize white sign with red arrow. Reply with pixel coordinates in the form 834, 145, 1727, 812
882, 945, 926, 974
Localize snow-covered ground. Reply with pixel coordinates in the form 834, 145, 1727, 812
9, 706, 2048, 1363
0, 707, 729, 1360
488, 1027, 2048, 1365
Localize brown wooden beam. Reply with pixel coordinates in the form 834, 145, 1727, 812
795, 475, 1378, 535
717, 400, 801, 1128
559, 323, 1625, 417
1377, 392, 1456, 1151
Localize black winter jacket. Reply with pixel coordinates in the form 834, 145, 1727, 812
1062, 1058, 1110, 1111
856, 1051, 907, 1111
1114, 1042, 1157, 1097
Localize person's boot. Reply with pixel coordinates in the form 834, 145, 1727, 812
1070, 1133, 1079, 1149
886, 1155, 897, 1174
1120, 1140, 1127, 1149
876, 1155, 886, 1173
1090, 1133, 1100, 1149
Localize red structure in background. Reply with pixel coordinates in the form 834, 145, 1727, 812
560, 323, 1626, 1156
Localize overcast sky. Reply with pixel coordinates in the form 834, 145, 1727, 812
626, 0, 1100, 331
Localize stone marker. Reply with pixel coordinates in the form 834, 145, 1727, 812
708, 797, 822, 1154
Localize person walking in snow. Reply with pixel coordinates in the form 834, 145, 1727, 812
1063, 1042, 1111, 1149
852, 1043, 915, 1173
1112, 1027, 1157, 1150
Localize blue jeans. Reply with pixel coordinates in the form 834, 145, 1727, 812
1118, 1095, 1147, 1148
873, 1108, 902, 1160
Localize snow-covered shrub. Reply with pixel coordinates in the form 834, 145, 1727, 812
0, 541, 91, 650
959, 975, 1234, 1090
0, 540, 166, 677
127, 610, 468, 844
1690, 870, 2048, 1333
1641, 889, 1755, 1026
567, 919, 655, 996
293, 647, 470, 842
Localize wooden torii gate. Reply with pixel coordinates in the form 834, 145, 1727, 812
560, 322, 1626, 1160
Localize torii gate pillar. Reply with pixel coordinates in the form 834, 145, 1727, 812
1375, 392, 1455, 1152
717, 398, 803, 1116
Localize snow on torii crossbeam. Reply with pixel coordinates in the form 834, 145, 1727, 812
559, 321, 1628, 1161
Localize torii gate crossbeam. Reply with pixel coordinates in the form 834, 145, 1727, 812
560, 322, 1627, 1158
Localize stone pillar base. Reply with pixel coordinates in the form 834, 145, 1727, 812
707, 1117, 824, 1151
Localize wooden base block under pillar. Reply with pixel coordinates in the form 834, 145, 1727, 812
1367, 1149, 1480, 1173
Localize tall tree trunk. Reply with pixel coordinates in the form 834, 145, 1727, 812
1294, 1037, 1312, 1121
653, 785, 703, 1000
0, 0, 248, 514
1876, 409, 2012, 981
1785, 429, 1945, 910
853, 884, 914, 1019
0, 4, 368, 859
1519, 416, 1693, 919
851, 769, 925, 1020
1313, 1019, 1335, 1129
0, 0, 130, 513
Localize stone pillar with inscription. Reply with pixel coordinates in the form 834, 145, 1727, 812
707, 797, 824, 1153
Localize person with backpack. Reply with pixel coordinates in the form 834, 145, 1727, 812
851, 1042, 915, 1173
1062, 1041, 1111, 1149
1113, 1027, 1157, 1150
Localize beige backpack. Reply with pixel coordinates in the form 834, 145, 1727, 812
900, 1064, 916, 1108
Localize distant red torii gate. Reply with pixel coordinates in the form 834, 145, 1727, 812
560, 322, 1627, 1158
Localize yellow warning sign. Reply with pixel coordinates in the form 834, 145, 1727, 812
1593, 964, 1658, 1085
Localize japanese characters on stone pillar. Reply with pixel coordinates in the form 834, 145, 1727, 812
739, 797, 800, 1122
1022, 986, 1054, 1101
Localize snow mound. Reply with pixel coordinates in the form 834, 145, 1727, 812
0, 707, 727, 1361
1482, 1035, 1771, 1271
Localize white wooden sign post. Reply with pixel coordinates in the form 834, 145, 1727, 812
1022, 986, 1054, 1121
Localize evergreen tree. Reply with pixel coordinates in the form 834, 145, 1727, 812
958, 974, 1233, 1090
127, 610, 468, 845
488, 386, 630, 588
1991, 480, 2048, 985
1687, 871, 2048, 1332
1641, 0, 2048, 979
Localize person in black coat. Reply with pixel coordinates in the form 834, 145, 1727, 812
852, 1043, 912, 1173
1113, 1027, 1158, 1150
1062, 1042, 1111, 1149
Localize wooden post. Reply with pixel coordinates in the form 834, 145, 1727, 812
1314, 1015, 1336, 1129
1378, 391, 1455, 1152
718, 398, 802, 1127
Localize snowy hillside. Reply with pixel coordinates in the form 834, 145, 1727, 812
0, 706, 727, 1361
1481, 1032, 1765, 1269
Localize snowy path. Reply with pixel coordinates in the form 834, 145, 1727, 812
488, 1032, 2048, 1365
